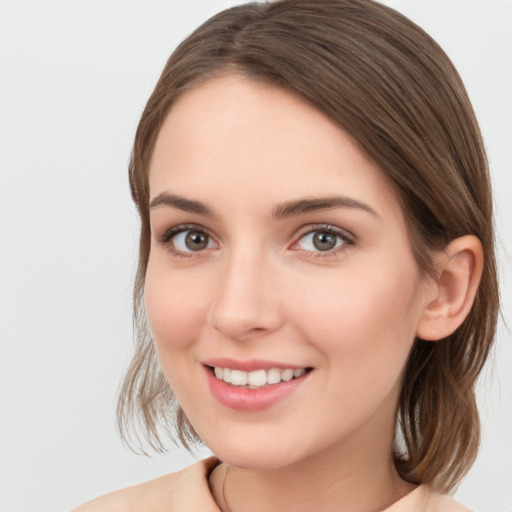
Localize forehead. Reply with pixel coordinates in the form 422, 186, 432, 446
149, 75, 402, 221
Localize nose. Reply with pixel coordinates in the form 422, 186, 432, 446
208, 249, 283, 341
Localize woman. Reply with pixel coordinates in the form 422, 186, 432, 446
73, 0, 499, 510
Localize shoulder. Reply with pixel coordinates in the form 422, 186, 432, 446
70, 472, 179, 512
384, 485, 472, 512
425, 491, 473, 512
71, 457, 221, 512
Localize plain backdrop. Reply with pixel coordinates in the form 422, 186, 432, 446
0, 1, 511, 511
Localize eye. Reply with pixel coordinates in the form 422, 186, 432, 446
174, 230, 214, 252
159, 225, 217, 255
293, 226, 353, 255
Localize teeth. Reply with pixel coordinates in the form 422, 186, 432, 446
212, 367, 308, 387
248, 369, 266, 386
267, 368, 281, 385
230, 369, 248, 386
281, 369, 294, 382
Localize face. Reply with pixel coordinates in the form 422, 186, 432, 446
145, 76, 433, 470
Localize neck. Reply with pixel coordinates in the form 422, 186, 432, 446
209, 406, 416, 512
218, 449, 413, 512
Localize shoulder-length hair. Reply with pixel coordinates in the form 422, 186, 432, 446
117, 0, 499, 493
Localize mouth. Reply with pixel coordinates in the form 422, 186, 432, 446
208, 366, 313, 389
202, 358, 314, 410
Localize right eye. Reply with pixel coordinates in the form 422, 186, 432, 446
160, 225, 217, 256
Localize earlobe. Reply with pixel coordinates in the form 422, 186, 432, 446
416, 235, 484, 341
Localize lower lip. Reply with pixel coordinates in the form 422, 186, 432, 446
204, 367, 311, 411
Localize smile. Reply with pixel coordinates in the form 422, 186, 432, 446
212, 367, 308, 389
204, 363, 313, 411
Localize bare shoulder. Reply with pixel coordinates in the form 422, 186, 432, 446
70, 457, 220, 512
70, 472, 179, 512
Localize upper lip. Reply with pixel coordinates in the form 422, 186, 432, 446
202, 358, 310, 372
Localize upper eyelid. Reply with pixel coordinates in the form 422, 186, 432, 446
158, 223, 214, 245
294, 224, 356, 242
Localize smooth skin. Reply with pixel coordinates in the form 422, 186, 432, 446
82, 75, 482, 512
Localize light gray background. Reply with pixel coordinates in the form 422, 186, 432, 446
0, 1, 510, 511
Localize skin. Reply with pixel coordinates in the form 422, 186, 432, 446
143, 75, 465, 512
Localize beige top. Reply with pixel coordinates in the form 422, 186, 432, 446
72, 457, 472, 512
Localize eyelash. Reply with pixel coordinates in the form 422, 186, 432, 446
158, 223, 355, 259
292, 224, 355, 258
159, 224, 214, 258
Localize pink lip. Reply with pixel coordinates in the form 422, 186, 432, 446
202, 357, 307, 372
203, 364, 312, 412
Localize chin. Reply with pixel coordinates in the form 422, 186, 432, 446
203, 433, 305, 470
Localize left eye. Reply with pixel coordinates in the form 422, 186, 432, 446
296, 229, 347, 252
172, 229, 216, 253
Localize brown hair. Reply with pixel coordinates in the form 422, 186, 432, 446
117, 0, 499, 492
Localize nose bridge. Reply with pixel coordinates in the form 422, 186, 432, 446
208, 242, 281, 340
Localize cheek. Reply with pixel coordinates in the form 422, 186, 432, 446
292, 259, 421, 370
288, 262, 422, 433
144, 256, 212, 372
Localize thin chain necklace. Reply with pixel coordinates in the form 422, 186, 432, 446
221, 464, 233, 512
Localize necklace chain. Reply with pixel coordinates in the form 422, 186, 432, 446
221, 464, 233, 512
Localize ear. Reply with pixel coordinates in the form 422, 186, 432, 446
416, 235, 484, 341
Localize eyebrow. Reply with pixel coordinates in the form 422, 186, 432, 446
149, 193, 379, 219
149, 193, 215, 216
271, 196, 379, 220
